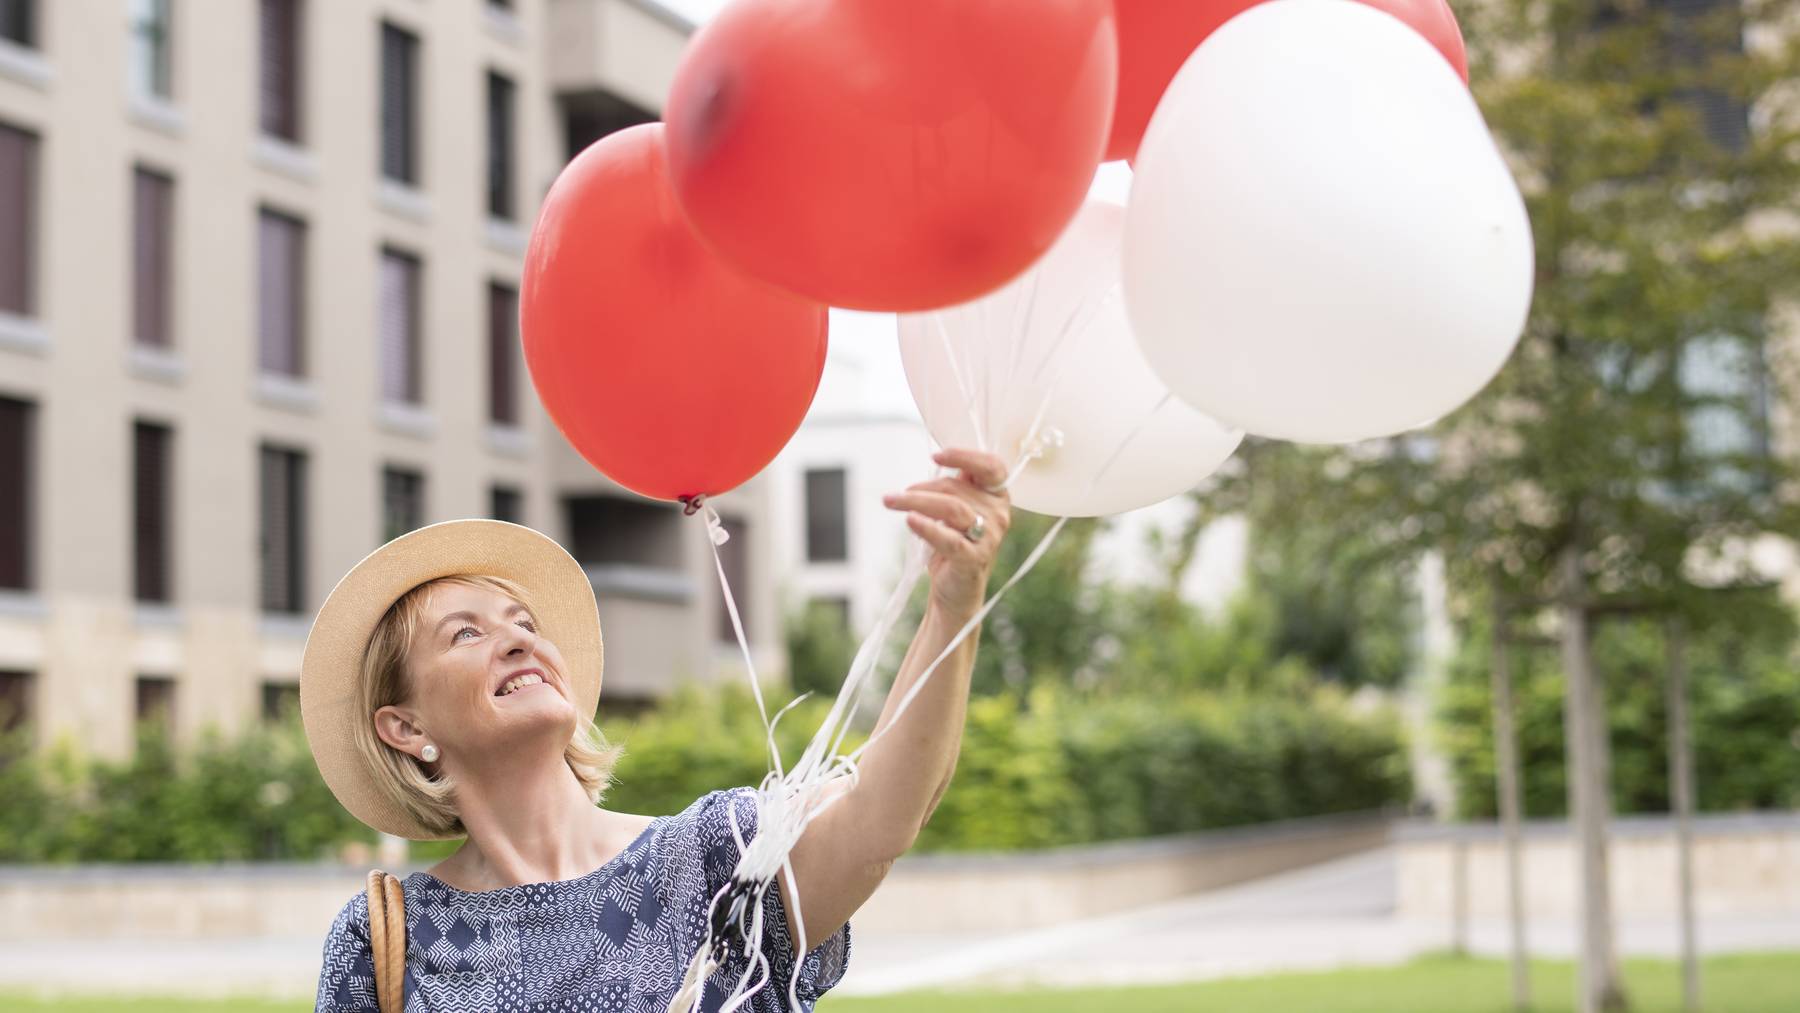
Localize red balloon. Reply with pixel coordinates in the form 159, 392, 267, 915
665, 0, 1118, 313
1106, 0, 1469, 163
521, 124, 827, 502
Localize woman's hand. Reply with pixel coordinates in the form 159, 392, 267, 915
883, 448, 1012, 620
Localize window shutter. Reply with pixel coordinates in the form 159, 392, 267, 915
0, 122, 37, 316
134, 422, 173, 603
488, 283, 518, 424
258, 211, 304, 376
487, 72, 515, 220
0, 0, 35, 48
133, 169, 173, 349
259, 0, 300, 140
260, 447, 305, 612
804, 469, 849, 562
381, 25, 417, 183
379, 251, 420, 404
0, 397, 32, 591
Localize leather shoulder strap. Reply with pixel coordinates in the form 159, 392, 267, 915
365, 869, 407, 1013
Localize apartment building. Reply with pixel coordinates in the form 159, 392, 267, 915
0, 0, 781, 758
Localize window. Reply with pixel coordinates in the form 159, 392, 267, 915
261, 680, 300, 722
566, 496, 683, 570
1680, 333, 1770, 493
0, 670, 30, 734
487, 71, 515, 220
382, 466, 425, 543
491, 484, 522, 524
380, 23, 419, 185
0, 396, 32, 591
134, 421, 174, 603
0, 122, 37, 317
561, 92, 656, 161
257, 208, 306, 377
133, 167, 174, 348
259, 0, 302, 141
378, 248, 421, 404
134, 676, 176, 735
259, 444, 306, 613
0, 0, 34, 48
488, 282, 519, 425
129, 0, 172, 100
715, 515, 749, 643
804, 468, 848, 562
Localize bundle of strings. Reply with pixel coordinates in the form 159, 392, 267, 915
667, 272, 1173, 1013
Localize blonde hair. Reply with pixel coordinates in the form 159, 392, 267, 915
353, 574, 623, 838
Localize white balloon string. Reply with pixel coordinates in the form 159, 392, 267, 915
688, 262, 1156, 1006
698, 504, 784, 779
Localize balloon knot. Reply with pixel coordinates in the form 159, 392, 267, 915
680, 494, 707, 517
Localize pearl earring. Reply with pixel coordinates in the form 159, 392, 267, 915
420, 743, 440, 762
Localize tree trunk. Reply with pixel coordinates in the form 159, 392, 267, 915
1559, 545, 1628, 1013
1666, 617, 1700, 1012
1491, 600, 1530, 1011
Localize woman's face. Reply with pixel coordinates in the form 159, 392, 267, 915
396, 582, 578, 764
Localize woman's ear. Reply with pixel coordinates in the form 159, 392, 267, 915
373, 705, 427, 758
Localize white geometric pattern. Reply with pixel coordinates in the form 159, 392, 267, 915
314, 787, 851, 1012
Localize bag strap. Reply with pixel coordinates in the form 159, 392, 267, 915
365, 869, 406, 1013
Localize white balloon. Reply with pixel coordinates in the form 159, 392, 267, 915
1123, 0, 1534, 444
899, 202, 1242, 518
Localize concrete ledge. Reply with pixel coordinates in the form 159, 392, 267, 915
0, 811, 1396, 941
1397, 812, 1800, 920
853, 810, 1396, 934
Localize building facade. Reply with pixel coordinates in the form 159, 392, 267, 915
0, 0, 782, 758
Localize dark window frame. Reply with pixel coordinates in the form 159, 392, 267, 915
378, 247, 423, 405
134, 675, 177, 736
257, 207, 307, 378
488, 281, 519, 425
487, 70, 516, 221
380, 22, 420, 185
132, 166, 175, 349
0, 121, 38, 318
259, 0, 303, 142
258, 443, 307, 614
133, 420, 175, 604
0, 0, 36, 49
381, 465, 426, 544
130, 0, 173, 100
491, 484, 522, 525
0, 396, 34, 592
804, 468, 849, 563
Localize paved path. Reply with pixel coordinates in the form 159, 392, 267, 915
4, 848, 1797, 1000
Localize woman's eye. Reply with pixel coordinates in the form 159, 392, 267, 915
454, 626, 478, 642
518, 619, 537, 633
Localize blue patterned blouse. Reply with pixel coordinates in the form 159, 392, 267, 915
315, 787, 852, 1012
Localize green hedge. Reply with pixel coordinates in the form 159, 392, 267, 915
602, 683, 1408, 853
0, 721, 369, 863
0, 683, 1407, 862
1438, 608, 1800, 820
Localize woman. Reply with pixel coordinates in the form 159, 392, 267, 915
304, 449, 1011, 1012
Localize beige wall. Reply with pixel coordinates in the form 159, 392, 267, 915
0, 0, 780, 759
0, 811, 1395, 942
1397, 815, 1800, 920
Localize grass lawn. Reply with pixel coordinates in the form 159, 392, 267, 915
3, 953, 1797, 1012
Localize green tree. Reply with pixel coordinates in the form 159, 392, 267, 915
1175, 1, 1800, 1008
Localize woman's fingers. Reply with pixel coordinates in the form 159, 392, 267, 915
882, 489, 979, 531
933, 448, 1009, 494
905, 511, 976, 558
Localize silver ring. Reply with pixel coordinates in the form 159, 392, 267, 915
963, 513, 987, 543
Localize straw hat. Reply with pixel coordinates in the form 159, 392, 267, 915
300, 518, 603, 839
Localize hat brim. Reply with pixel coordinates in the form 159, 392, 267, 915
300, 519, 603, 840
